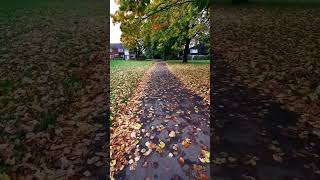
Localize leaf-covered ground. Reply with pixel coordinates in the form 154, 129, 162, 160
211, 5, 320, 131
110, 60, 154, 178
0, 0, 108, 178
114, 62, 210, 180
110, 60, 154, 123
211, 4, 320, 179
166, 60, 210, 104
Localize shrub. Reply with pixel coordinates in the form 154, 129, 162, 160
187, 55, 209, 60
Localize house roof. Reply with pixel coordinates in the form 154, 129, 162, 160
110, 43, 124, 49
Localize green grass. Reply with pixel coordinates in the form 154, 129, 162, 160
110, 60, 154, 125
110, 60, 154, 72
62, 74, 82, 90
33, 113, 57, 132
0, 80, 14, 95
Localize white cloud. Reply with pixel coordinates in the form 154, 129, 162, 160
110, 0, 121, 43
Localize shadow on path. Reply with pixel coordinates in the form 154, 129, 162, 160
115, 62, 210, 180
211, 54, 320, 180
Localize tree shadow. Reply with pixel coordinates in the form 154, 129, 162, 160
81, 113, 109, 179
210, 54, 320, 180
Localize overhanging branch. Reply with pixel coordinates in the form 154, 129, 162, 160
138, 0, 196, 21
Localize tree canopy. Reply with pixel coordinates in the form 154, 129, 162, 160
112, 0, 210, 62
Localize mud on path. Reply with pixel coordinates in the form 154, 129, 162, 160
115, 62, 210, 180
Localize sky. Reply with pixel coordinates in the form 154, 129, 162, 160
110, 0, 121, 43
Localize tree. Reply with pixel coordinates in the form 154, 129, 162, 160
112, 0, 210, 63
112, 4, 145, 58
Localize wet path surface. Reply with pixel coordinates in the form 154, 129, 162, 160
115, 62, 210, 180
212, 55, 320, 180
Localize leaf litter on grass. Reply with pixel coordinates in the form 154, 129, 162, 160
211, 5, 320, 133
167, 61, 210, 104
110, 62, 155, 179
0, 0, 108, 178
210, 4, 320, 178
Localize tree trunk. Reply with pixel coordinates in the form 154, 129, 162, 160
135, 49, 138, 59
183, 38, 190, 63
163, 50, 165, 60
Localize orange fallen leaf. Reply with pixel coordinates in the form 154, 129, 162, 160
181, 138, 191, 148
196, 173, 208, 180
143, 149, 152, 156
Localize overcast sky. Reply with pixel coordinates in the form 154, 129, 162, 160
110, 0, 121, 43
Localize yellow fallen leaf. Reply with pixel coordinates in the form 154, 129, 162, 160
199, 150, 210, 163
159, 141, 165, 149
134, 140, 139, 145
111, 159, 116, 167
132, 123, 141, 130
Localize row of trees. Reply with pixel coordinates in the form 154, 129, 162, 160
111, 0, 211, 63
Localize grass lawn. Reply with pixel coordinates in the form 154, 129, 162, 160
110, 60, 154, 123
166, 60, 210, 104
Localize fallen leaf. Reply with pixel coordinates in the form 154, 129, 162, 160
134, 156, 140, 162
83, 170, 91, 177
196, 173, 208, 180
181, 138, 192, 148
133, 123, 141, 130
143, 149, 152, 156
198, 150, 210, 163
130, 131, 136, 138
128, 159, 134, 164
213, 157, 226, 165
272, 154, 283, 162
158, 141, 165, 149
177, 157, 185, 166
142, 161, 148, 168
145, 141, 155, 149
111, 160, 117, 167
169, 130, 176, 138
